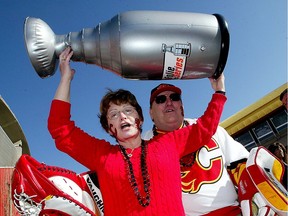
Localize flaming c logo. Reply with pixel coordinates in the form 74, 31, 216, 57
181, 138, 223, 193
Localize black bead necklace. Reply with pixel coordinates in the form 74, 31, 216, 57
119, 140, 151, 207
180, 152, 196, 167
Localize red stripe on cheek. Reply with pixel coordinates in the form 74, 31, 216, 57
109, 123, 118, 137
135, 118, 141, 130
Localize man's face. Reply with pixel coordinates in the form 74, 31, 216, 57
281, 93, 287, 110
150, 90, 184, 132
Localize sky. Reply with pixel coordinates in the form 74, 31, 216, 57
0, 0, 287, 174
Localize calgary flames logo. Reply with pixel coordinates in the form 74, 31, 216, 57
181, 138, 223, 193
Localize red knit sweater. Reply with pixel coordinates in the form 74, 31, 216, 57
48, 94, 226, 216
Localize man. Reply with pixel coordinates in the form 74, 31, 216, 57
280, 88, 287, 110
142, 82, 249, 216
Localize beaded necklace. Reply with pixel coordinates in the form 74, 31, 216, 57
119, 140, 151, 207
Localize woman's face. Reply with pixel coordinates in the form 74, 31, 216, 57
107, 103, 142, 142
274, 146, 284, 160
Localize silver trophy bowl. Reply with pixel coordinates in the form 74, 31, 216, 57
24, 11, 229, 80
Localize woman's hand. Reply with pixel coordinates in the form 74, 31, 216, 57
59, 46, 75, 82
54, 47, 75, 102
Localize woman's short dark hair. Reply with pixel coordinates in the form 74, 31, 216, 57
98, 89, 144, 133
268, 142, 286, 154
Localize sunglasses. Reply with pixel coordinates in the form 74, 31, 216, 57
155, 93, 181, 104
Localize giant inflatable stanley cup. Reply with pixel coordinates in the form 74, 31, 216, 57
24, 11, 229, 80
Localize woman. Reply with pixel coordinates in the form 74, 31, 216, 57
268, 142, 288, 164
48, 47, 227, 215
268, 142, 287, 190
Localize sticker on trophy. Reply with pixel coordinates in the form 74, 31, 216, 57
162, 43, 190, 79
